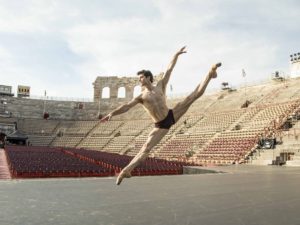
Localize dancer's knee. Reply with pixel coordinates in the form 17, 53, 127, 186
196, 90, 204, 99
142, 142, 152, 154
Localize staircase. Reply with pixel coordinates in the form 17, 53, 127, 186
284, 120, 300, 166
286, 155, 300, 166
0, 149, 11, 179
250, 148, 279, 165
250, 130, 300, 166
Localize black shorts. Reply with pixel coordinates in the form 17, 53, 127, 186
154, 109, 176, 129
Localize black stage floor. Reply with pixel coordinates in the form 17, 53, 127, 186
1, 165, 300, 225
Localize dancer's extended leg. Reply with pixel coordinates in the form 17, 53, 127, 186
173, 63, 220, 122
116, 128, 168, 185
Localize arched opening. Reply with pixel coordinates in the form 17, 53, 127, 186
102, 87, 110, 99
133, 85, 141, 97
118, 87, 126, 98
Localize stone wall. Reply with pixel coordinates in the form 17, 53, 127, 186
93, 73, 163, 102
3, 96, 99, 120
1, 73, 164, 120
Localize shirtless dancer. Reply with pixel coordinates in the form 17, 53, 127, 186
100, 46, 221, 185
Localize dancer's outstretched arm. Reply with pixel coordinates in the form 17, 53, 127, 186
158, 46, 186, 93
100, 95, 142, 122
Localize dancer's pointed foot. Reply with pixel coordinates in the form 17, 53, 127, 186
116, 170, 132, 185
210, 62, 221, 79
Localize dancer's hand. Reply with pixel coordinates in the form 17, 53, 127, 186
100, 113, 112, 122
175, 46, 187, 56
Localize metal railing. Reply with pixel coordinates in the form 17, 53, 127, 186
28, 95, 93, 102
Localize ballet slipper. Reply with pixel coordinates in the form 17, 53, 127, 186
116, 170, 132, 185
210, 62, 221, 78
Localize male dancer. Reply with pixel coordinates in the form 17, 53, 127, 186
101, 46, 221, 185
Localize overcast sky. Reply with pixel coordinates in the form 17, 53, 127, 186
0, 0, 299, 100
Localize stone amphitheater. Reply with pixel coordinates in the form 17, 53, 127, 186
1, 75, 300, 166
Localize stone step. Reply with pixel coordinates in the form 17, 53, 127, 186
292, 155, 300, 160
0, 149, 11, 179
276, 147, 300, 152
251, 159, 273, 165
285, 160, 300, 167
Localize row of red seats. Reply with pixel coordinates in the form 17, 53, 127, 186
5, 146, 111, 178
64, 148, 193, 176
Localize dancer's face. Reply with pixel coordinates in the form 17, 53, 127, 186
139, 74, 150, 86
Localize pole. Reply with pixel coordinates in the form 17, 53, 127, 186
98, 91, 101, 119
242, 69, 247, 101
43, 90, 47, 115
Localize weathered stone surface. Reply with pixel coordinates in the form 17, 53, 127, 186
1, 73, 164, 120
93, 73, 163, 102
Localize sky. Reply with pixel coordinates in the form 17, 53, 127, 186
0, 0, 299, 100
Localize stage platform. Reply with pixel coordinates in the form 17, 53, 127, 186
1, 165, 300, 225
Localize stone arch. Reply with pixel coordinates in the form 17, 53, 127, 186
93, 73, 163, 102
118, 87, 126, 98
102, 87, 110, 99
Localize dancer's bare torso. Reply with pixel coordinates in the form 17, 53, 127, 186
101, 47, 189, 126
137, 84, 169, 123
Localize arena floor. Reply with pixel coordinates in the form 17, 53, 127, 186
1, 165, 300, 225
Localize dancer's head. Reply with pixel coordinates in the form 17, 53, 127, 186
137, 70, 153, 85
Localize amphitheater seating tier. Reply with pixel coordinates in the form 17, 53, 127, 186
18, 119, 59, 135
91, 121, 123, 136
64, 121, 98, 136
78, 137, 112, 150
27, 135, 55, 147
103, 136, 136, 154
51, 136, 83, 148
